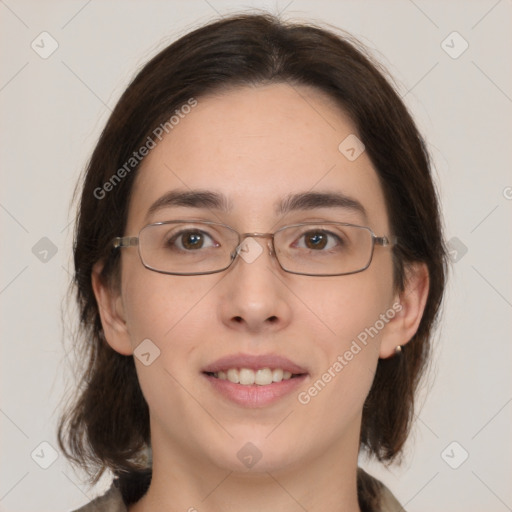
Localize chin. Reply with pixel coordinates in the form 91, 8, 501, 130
202, 432, 306, 475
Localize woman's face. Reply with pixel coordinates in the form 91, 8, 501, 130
105, 83, 401, 474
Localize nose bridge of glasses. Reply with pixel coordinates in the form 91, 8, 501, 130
237, 232, 275, 257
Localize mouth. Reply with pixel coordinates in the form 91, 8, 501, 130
202, 354, 308, 407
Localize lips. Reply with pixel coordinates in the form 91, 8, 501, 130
202, 353, 308, 375
202, 353, 309, 407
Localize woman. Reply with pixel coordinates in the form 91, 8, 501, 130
59, 12, 447, 512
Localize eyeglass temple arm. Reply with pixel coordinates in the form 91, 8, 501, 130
375, 235, 398, 247
113, 236, 139, 249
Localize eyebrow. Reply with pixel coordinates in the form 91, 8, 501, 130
146, 190, 232, 218
146, 189, 367, 220
277, 191, 367, 220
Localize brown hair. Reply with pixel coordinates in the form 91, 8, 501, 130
58, 12, 447, 506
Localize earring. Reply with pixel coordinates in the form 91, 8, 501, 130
394, 345, 402, 356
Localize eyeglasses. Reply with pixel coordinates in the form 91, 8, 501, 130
112, 220, 396, 277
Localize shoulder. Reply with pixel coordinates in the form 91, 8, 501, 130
357, 467, 405, 512
71, 483, 127, 512
72, 469, 151, 511
379, 485, 406, 512
72, 469, 403, 512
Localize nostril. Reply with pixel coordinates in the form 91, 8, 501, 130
267, 315, 278, 323
233, 316, 243, 323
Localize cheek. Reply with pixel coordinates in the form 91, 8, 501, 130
121, 264, 213, 344
301, 263, 394, 351
294, 265, 394, 411
120, 266, 221, 388
120, 270, 218, 434
287, 312, 386, 463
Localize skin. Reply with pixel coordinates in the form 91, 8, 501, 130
93, 83, 429, 512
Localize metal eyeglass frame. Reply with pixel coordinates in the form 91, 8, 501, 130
112, 220, 397, 277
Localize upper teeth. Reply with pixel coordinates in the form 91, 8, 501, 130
214, 368, 293, 386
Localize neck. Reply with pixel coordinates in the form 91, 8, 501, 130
129, 422, 362, 512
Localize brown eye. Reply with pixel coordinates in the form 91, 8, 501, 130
304, 232, 328, 250
180, 231, 205, 250
164, 229, 216, 251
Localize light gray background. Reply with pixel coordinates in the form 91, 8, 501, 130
1, 1, 511, 511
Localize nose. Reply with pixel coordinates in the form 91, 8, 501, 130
217, 236, 293, 334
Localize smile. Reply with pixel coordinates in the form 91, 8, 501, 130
202, 353, 309, 407
207, 367, 300, 386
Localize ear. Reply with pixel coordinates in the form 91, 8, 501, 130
379, 262, 430, 359
91, 261, 134, 356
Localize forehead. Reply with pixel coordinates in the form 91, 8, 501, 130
127, 83, 389, 231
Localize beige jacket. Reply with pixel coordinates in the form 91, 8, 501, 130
73, 469, 405, 512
